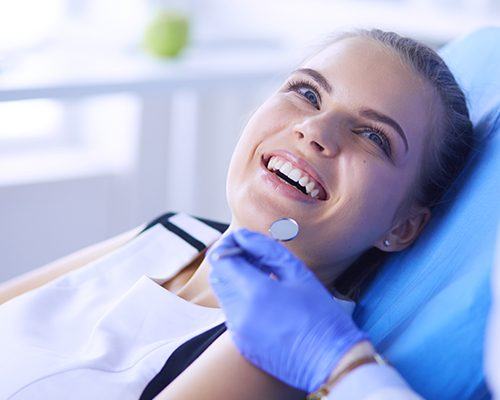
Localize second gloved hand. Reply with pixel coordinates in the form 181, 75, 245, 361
207, 228, 368, 393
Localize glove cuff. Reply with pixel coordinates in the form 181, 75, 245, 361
308, 328, 369, 392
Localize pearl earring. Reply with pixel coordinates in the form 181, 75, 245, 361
383, 239, 390, 247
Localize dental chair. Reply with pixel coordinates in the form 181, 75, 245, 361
354, 27, 500, 399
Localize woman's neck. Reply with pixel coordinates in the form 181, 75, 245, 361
170, 223, 356, 307
174, 253, 220, 308
173, 225, 236, 308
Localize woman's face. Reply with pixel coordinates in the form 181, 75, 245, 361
226, 37, 436, 283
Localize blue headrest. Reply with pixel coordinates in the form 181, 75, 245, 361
354, 27, 500, 399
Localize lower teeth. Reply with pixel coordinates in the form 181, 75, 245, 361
275, 170, 308, 195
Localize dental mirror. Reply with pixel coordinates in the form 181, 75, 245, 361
268, 217, 299, 242
212, 217, 299, 260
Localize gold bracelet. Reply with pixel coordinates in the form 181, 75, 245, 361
306, 353, 388, 400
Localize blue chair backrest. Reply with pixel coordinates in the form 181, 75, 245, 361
355, 27, 500, 400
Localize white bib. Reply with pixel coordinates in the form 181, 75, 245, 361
0, 214, 224, 399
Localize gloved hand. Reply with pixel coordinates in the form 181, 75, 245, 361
207, 228, 368, 393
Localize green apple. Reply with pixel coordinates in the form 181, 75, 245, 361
143, 10, 189, 58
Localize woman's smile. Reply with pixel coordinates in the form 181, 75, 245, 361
258, 153, 325, 205
262, 149, 329, 200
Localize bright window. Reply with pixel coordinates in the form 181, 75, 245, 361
0, 0, 64, 53
0, 100, 64, 143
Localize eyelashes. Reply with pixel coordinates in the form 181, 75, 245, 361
355, 125, 393, 158
286, 79, 322, 109
285, 78, 393, 158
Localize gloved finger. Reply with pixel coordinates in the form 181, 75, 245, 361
206, 232, 239, 258
208, 271, 237, 303
207, 231, 268, 271
233, 228, 313, 281
208, 245, 269, 293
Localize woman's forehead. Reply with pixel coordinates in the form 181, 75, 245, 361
302, 37, 427, 105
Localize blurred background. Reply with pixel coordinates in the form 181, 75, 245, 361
1, 0, 499, 282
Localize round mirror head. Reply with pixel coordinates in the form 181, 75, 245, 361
268, 217, 299, 242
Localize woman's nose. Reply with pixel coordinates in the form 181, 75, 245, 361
293, 113, 341, 158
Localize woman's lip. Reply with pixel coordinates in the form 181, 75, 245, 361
259, 155, 323, 204
262, 150, 329, 201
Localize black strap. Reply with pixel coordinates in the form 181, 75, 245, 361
140, 212, 177, 233
139, 323, 227, 400
192, 215, 229, 234
139, 212, 229, 252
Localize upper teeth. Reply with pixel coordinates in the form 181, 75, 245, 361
267, 156, 321, 199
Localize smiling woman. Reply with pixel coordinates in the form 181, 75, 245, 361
0, 29, 475, 400
225, 29, 473, 292
156, 29, 475, 399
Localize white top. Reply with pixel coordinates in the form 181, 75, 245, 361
0, 212, 355, 399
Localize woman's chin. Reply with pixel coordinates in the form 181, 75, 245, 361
228, 163, 325, 233
231, 187, 304, 234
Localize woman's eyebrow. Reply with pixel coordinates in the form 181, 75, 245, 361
359, 107, 409, 153
293, 68, 333, 94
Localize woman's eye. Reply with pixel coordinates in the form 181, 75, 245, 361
286, 80, 321, 109
357, 128, 392, 157
299, 88, 319, 107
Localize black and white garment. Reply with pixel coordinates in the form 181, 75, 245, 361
139, 212, 229, 399
0, 211, 229, 400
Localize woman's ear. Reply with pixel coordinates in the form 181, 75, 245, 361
375, 204, 432, 252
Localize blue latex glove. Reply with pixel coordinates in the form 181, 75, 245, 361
207, 228, 368, 393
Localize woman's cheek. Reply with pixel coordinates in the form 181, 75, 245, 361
230, 108, 292, 174
253, 96, 298, 134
